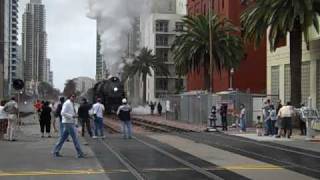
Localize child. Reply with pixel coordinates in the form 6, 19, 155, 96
256, 116, 263, 136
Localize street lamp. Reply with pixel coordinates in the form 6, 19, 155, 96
229, 68, 235, 91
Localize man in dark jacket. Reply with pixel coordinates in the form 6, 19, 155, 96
78, 98, 92, 137
117, 98, 132, 139
40, 101, 52, 138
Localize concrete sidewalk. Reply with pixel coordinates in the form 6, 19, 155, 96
133, 114, 320, 153
0, 115, 109, 180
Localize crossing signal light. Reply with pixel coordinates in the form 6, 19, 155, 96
12, 79, 24, 90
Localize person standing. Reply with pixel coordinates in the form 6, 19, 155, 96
269, 105, 277, 135
277, 102, 295, 138
78, 98, 93, 137
275, 100, 283, 136
0, 100, 8, 140
91, 98, 105, 138
117, 98, 132, 139
220, 104, 228, 131
40, 102, 52, 138
299, 104, 307, 135
157, 102, 162, 116
3, 97, 19, 141
55, 97, 65, 138
150, 102, 155, 115
53, 94, 85, 158
239, 104, 246, 132
263, 99, 272, 136
208, 106, 217, 129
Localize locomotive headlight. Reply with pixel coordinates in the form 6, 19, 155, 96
114, 87, 118, 92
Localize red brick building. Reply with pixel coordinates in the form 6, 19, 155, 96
186, 0, 266, 93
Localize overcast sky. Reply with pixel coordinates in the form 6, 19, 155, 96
19, 0, 96, 91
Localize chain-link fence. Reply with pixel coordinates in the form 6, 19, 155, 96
160, 91, 254, 127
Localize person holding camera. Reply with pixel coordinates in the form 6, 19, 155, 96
91, 98, 105, 139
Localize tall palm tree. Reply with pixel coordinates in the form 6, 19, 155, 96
172, 13, 244, 90
241, 0, 320, 107
124, 47, 169, 103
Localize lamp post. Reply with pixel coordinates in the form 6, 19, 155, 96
229, 68, 234, 91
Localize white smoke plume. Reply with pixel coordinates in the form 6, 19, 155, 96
87, 0, 152, 76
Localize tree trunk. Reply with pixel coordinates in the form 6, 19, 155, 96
142, 74, 147, 103
289, 21, 302, 107
203, 65, 210, 91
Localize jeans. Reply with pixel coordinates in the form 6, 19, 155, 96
266, 120, 273, 135
240, 118, 246, 132
59, 119, 63, 137
94, 117, 104, 137
121, 121, 132, 138
53, 123, 83, 156
80, 118, 92, 137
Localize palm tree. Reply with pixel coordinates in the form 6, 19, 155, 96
241, 0, 320, 106
124, 47, 169, 103
63, 79, 76, 97
172, 13, 244, 90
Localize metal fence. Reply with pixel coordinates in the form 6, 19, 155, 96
161, 91, 254, 127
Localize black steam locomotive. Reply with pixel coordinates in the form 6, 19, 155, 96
93, 76, 125, 113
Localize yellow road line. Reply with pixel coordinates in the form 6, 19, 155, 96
0, 164, 284, 177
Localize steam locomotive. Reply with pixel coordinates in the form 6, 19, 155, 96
93, 76, 125, 113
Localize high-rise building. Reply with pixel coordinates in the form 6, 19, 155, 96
0, 0, 10, 99
73, 76, 96, 94
141, 0, 186, 102
22, 0, 47, 91
0, 0, 19, 99
95, 24, 104, 81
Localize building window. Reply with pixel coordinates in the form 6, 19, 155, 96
175, 22, 184, 32
156, 35, 169, 46
156, 78, 168, 90
271, 66, 280, 102
156, 20, 169, 32
12, 66, 16, 70
156, 48, 169, 62
175, 79, 184, 89
301, 62, 310, 105
284, 64, 291, 103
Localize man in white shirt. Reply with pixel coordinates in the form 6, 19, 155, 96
53, 94, 85, 158
277, 102, 295, 138
91, 98, 105, 138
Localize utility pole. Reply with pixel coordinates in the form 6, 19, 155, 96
208, 0, 213, 93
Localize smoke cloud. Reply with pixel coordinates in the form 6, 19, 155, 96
87, 0, 152, 76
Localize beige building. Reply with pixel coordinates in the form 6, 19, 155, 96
267, 17, 320, 109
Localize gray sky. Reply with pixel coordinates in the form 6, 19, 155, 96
19, 0, 96, 91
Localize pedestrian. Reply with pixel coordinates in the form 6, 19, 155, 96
269, 105, 277, 135
0, 100, 8, 140
78, 98, 93, 137
157, 102, 162, 116
53, 94, 85, 158
239, 104, 246, 132
40, 101, 52, 138
150, 102, 155, 115
220, 104, 228, 131
91, 98, 105, 138
117, 98, 132, 139
277, 102, 294, 138
34, 100, 43, 121
263, 99, 272, 136
55, 97, 65, 138
3, 97, 19, 141
275, 100, 283, 135
299, 104, 307, 136
208, 106, 217, 129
